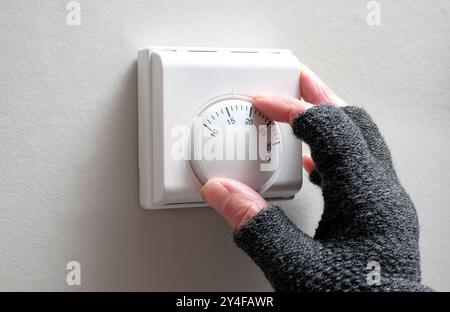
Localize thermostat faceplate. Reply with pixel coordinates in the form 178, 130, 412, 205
138, 47, 302, 209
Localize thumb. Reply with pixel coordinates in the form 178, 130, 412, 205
201, 178, 267, 230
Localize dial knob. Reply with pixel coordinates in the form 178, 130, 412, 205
189, 95, 282, 192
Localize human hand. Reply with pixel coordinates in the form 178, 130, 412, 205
200, 65, 431, 291
201, 65, 347, 230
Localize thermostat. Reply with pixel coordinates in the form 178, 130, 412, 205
138, 47, 302, 209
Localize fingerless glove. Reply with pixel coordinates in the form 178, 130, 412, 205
234, 105, 432, 292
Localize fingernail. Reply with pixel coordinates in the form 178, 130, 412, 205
253, 93, 275, 101
201, 180, 230, 211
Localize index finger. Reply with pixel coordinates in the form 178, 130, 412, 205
252, 95, 313, 124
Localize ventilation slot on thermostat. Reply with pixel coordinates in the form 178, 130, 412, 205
230, 50, 258, 53
187, 49, 218, 53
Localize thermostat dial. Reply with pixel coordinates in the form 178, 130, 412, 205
189, 95, 282, 192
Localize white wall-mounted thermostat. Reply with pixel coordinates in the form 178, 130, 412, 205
138, 47, 302, 209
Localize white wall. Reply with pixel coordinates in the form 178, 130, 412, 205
0, 0, 449, 291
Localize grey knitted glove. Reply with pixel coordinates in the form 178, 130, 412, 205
234, 105, 432, 292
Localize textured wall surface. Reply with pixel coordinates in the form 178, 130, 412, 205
0, 0, 449, 291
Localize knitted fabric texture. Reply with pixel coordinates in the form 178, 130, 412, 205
234, 105, 432, 292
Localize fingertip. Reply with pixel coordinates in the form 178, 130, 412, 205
252, 94, 291, 123
201, 178, 267, 230
253, 94, 313, 124
302, 154, 315, 174
213, 178, 267, 206
252, 93, 274, 101
201, 179, 230, 212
